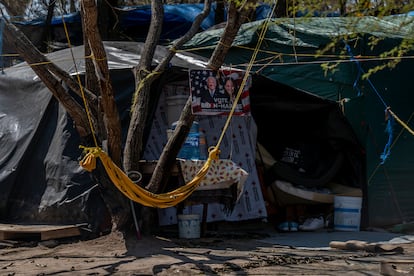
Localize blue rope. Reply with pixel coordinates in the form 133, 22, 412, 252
345, 42, 394, 164
380, 109, 394, 164
345, 44, 363, 96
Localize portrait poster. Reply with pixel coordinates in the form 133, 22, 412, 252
189, 69, 251, 116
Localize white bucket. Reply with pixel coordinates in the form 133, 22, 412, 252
178, 214, 200, 239
166, 95, 188, 126
334, 196, 362, 231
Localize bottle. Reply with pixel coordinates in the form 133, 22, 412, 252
187, 131, 200, 160
174, 121, 201, 160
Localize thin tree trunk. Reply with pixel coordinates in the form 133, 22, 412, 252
123, 0, 165, 177
39, 0, 55, 53
209, 0, 257, 70
82, 0, 122, 165
81, 0, 129, 232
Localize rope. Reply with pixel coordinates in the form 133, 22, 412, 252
388, 108, 414, 136
215, 3, 276, 149
61, 14, 99, 147
345, 42, 414, 165
6, 45, 414, 72
79, 146, 220, 208
380, 108, 394, 164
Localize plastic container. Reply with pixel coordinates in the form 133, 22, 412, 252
172, 121, 201, 160
178, 132, 200, 160
334, 196, 362, 231
178, 214, 200, 239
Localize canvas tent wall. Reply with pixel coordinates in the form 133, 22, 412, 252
181, 14, 414, 228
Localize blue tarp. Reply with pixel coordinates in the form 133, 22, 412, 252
13, 3, 272, 41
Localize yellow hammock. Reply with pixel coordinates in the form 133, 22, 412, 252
74, 4, 275, 209
79, 146, 221, 208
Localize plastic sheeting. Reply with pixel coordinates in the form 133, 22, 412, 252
0, 41, 209, 234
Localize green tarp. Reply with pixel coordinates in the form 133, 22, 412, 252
182, 15, 414, 228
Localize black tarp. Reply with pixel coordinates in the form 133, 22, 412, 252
0, 41, 208, 235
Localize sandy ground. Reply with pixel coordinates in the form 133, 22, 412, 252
1, 221, 414, 276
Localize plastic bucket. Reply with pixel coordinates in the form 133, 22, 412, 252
178, 214, 200, 239
166, 95, 188, 126
334, 196, 362, 231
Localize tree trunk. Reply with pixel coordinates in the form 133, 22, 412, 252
81, 0, 128, 232
275, 0, 288, 17
209, 0, 257, 70
123, 0, 213, 235
39, 0, 56, 53
81, 0, 122, 165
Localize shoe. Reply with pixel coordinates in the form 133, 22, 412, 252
298, 218, 312, 230
278, 221, 289, 232
289, 222, 298, 232
299, 216, 324, 231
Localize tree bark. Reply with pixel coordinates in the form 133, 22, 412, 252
81, 0, 129, 232
39, 0, 56, 53
209, 0, 257, 70
123, 0, 165, 177
146, 0, 213, 192
82, 0, 122, 166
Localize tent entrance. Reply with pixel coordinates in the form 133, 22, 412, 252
250, 75, 366, 227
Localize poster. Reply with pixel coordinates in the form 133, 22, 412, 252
189, 69, 251, 116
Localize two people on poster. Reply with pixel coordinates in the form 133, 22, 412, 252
192, 72, 249, 115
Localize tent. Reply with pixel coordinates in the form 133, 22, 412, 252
182, 14, 414, 228
0, 41, 270, 235
0, 41, 208, 235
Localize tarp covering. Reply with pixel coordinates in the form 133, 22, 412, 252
10, 3, 272, 46
183, 14, 414, 101
0, 41, 209, 234
182, 14, 414, 228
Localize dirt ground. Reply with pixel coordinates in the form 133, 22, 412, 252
1, 221, 414, 276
